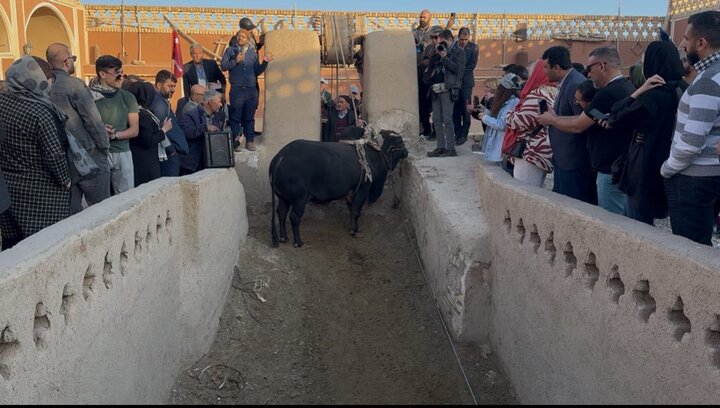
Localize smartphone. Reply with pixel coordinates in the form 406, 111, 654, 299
588, 108, 608, 122
473, 95, 480, 108
538, 99, 548, 114
450, 12, 457, 19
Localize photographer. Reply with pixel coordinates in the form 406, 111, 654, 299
424, 29, 466, 158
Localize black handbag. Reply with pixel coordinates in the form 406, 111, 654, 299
617, 132, 645, 194
509, 140, 526, 158
610, 152, 627, 185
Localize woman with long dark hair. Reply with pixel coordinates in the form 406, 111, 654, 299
605, 41, 684, 225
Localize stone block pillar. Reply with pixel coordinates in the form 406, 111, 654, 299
362, 30, 419, 138
235, 29, 321, 206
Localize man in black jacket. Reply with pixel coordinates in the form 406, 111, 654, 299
183, 43, 226, 97
426, 29, 466, 158
453, 27, 478, 146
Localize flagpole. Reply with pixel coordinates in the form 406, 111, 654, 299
617, 0, 622, 65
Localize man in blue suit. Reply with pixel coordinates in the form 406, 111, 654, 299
539, 46, 595, 204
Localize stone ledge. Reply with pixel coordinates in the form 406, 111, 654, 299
400, 146, 492, 343
0, 169, 247, 404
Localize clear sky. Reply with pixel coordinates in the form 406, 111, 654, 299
81, 0, 669, 16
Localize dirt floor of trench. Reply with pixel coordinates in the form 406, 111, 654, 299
169, 201, 516, 405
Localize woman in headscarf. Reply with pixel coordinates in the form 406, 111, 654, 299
0, 56, 71, 249
503, 60, 558, 187
126, 81, 171, 187
604, 41, 684, 225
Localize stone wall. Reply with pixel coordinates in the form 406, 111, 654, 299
400, 154, 492, 343
235, 29, 321, 206
362, 30, 419, 138
475, 164, 720, 404
0, 169, 247, 404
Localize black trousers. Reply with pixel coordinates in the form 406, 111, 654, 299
418, 80, 432, 135
664, 174, 720, 246
452, 87, 473, 141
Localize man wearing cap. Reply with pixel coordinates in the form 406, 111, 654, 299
425, 29, 466, 157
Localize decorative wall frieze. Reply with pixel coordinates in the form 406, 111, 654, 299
84, 5, 664, 42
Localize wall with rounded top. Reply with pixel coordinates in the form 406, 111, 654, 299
0, 169, 247, 404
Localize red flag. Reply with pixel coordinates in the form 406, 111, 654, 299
171, 30, 184, 78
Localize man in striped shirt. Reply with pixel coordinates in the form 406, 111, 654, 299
661, 10, 720, 246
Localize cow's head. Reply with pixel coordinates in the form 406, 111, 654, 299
380, 133, 409, 171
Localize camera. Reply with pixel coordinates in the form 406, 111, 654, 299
437, 41, 448, 52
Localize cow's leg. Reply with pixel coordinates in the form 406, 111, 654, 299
290, 198, 309, 248
350, 187, 368, 237
277, 198, 290, 243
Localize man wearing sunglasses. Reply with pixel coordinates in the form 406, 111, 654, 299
47, 43, 111, 214
539, 47, 635, 215
89, 55, 139, 195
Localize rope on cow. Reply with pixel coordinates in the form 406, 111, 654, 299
340, 124, 384, 183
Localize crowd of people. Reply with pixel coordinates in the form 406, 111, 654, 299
1, 9, 719, 251
0, 17, 274, 250
414, 9, 720, 247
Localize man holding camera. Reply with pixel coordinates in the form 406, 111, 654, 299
424, 29, 466, 158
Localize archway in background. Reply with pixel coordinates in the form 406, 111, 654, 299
0, 7, 10, 54
26, 5, 71, 58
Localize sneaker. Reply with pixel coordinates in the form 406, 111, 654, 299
427, 148, 445, 157
439, 149, 457, 157
245, 141, 256, 152
455, 136, 468, 146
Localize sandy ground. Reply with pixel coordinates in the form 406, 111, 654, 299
169, 202, 516, 405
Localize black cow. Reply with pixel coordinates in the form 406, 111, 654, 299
270, 132, 409, 248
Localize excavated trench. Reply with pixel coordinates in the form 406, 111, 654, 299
169, 201, 515, 404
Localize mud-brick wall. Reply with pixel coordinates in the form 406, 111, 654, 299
476, 163, 720, 404
0, 170, 247, 404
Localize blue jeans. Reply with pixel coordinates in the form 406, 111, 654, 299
596, 172, 626, 215
664, 174, 720, 246
552, 164, 596, 205
229, 87, 259, 142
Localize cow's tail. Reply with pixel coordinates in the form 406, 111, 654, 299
270, 156, 283, 248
